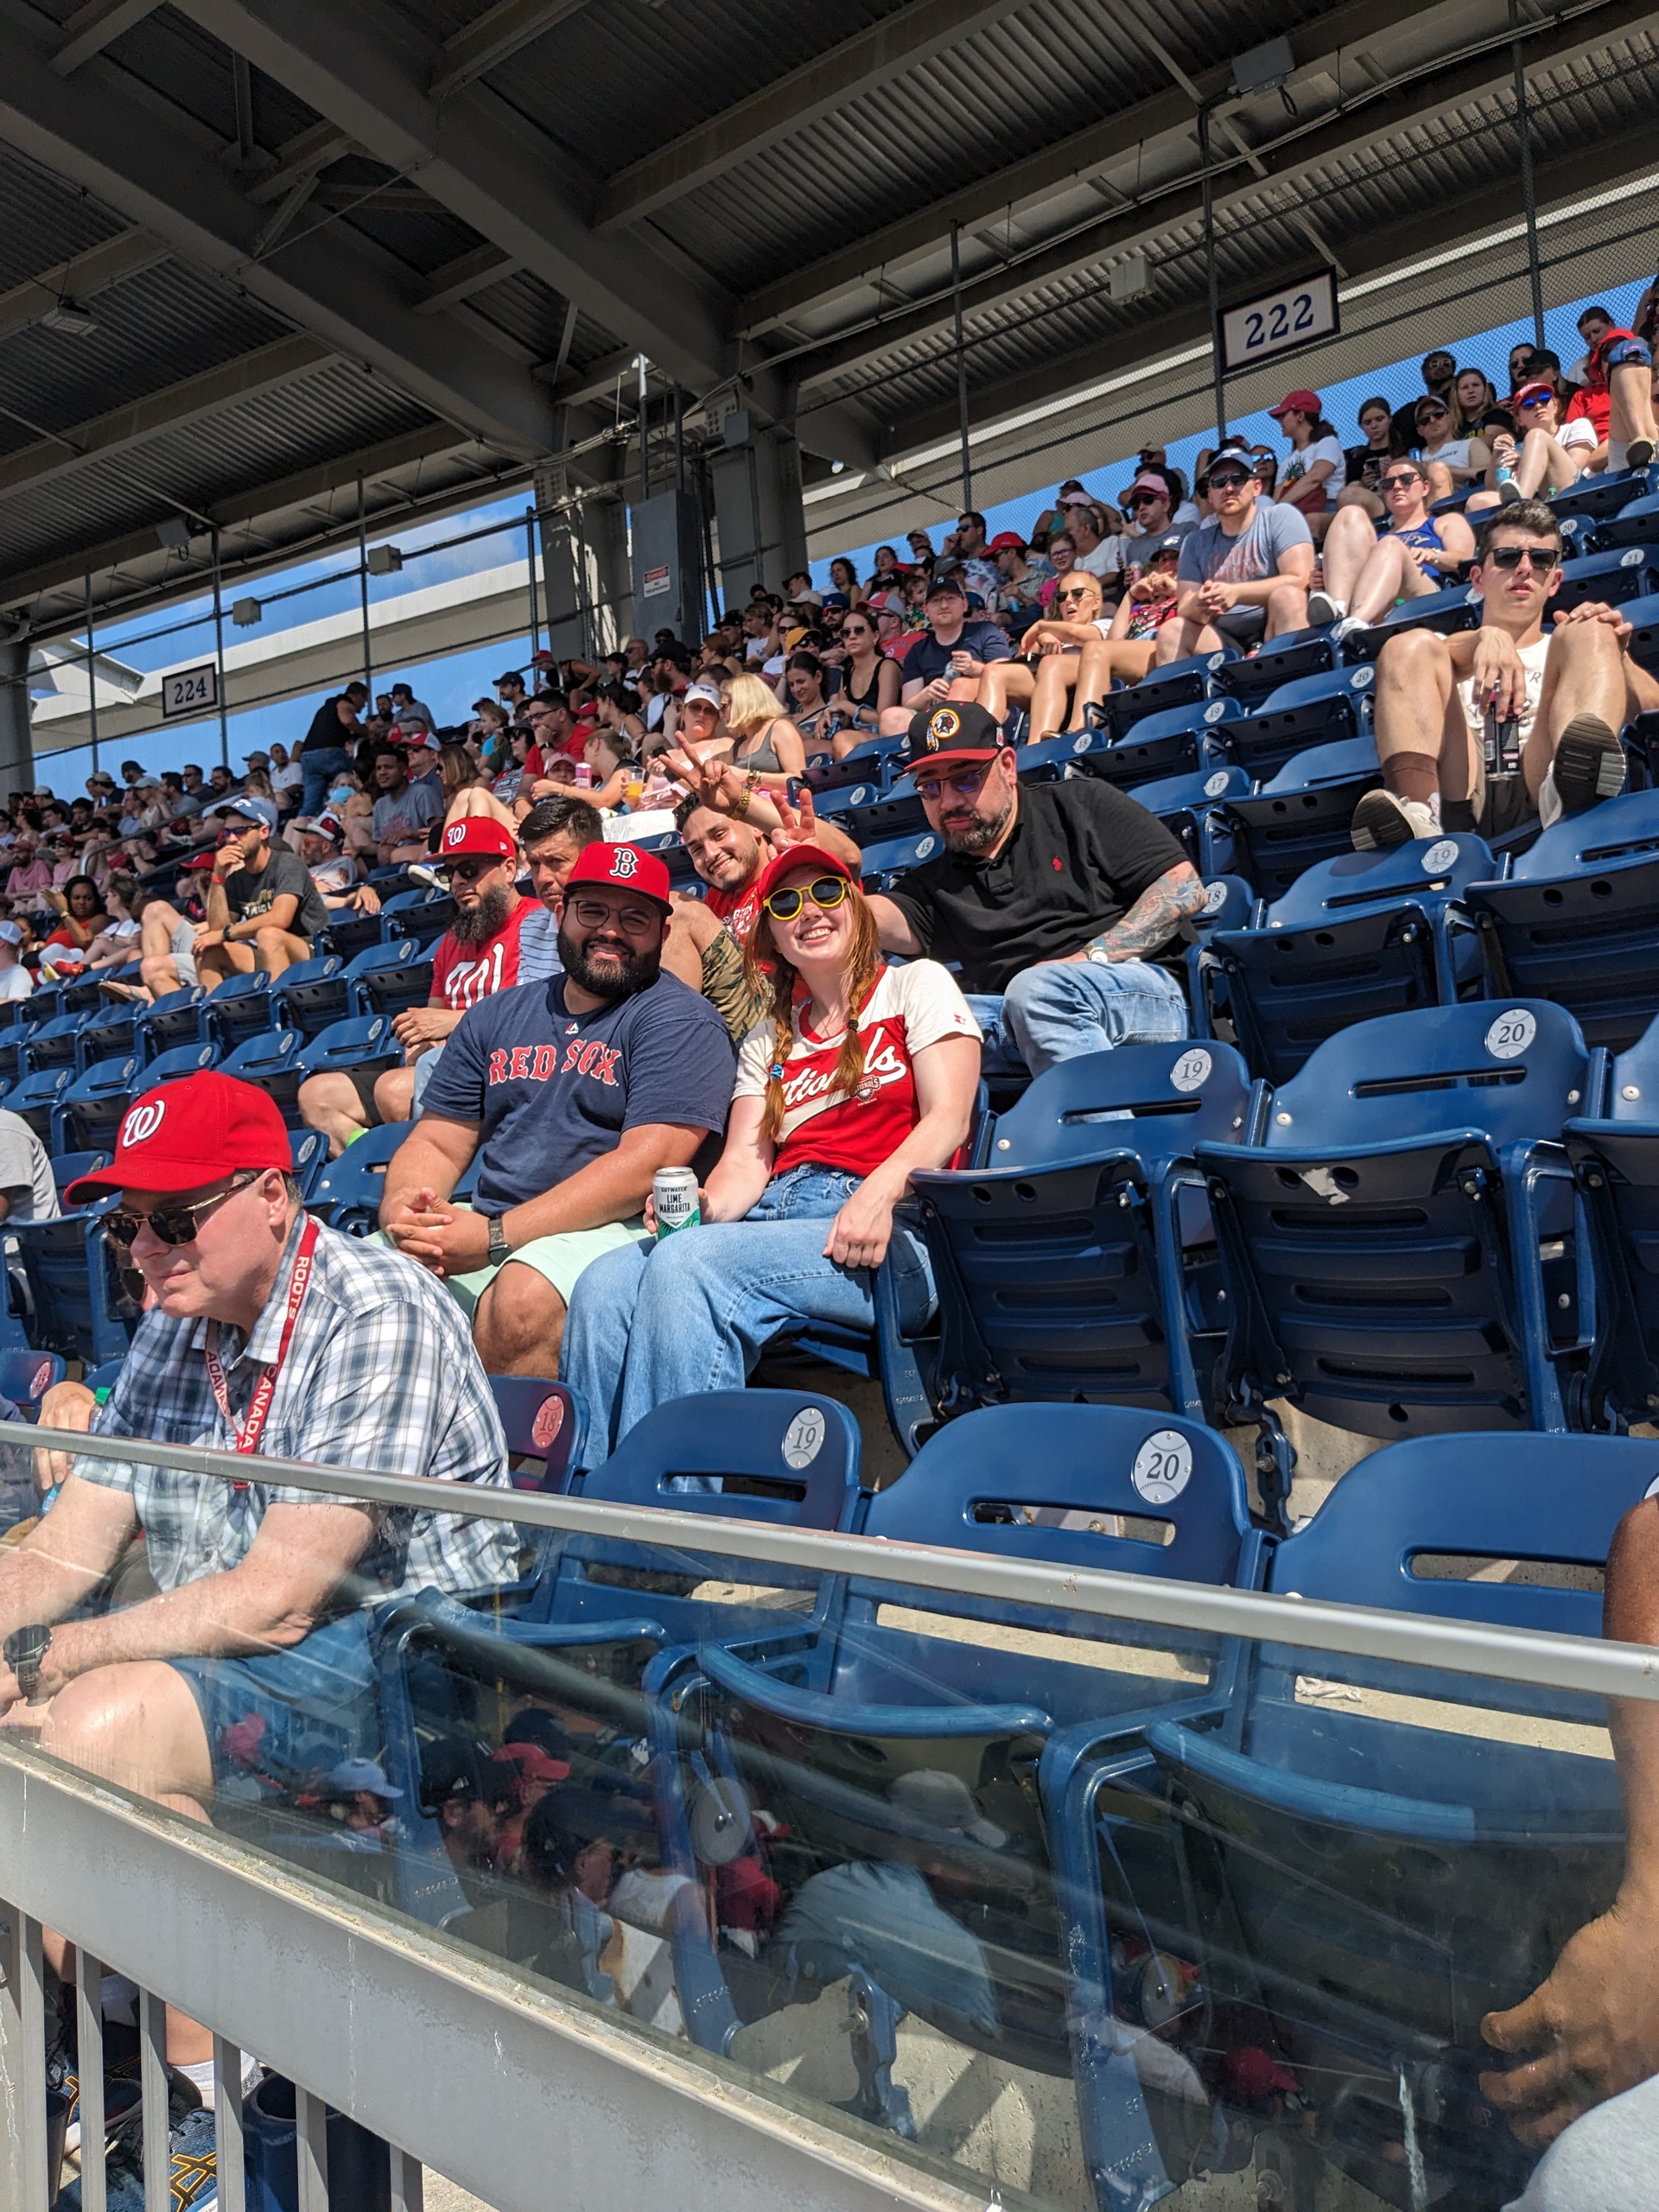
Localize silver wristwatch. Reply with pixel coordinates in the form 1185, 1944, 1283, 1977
488, 1217, 511, 1267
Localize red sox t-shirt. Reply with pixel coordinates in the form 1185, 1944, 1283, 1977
430, 897, 533, 1010
734, 960, 979, 1179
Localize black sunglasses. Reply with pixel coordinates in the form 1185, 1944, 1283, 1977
105, 1173, 260, 1249
1207, 470, 1250, 489
1124, 492, 1160, 508
442, 858, 504, 884
1486, 544, 1560, 571
1382, 471, 1424, 487
763, 874, 849, 922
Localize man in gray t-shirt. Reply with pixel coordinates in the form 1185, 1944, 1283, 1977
1158, 447, 1313, 664
0, 1109, 56, 1224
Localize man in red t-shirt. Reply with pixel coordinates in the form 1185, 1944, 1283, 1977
298, 817, 530, 1154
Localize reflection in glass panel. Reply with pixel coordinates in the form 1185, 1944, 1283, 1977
9, 1455, 1649, 2212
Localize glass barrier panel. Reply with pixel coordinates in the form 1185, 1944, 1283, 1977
3, 1443, 1643, 2212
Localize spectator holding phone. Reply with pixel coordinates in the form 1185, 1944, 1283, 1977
881, 574, 1012, 735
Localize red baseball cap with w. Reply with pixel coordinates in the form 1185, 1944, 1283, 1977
65, 1071, 292, 1204
563, 841, 673, 912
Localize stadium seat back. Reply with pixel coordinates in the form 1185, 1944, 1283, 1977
21, 1012, 88, 1076
220, 1028, 305, 1124
12, 1210, 139, 1366
49, 1151, 109, 1203
131, 1042, 219, 1096
346, 939, 433, 1018
287, 1128, 329, 1201
486, 1375, 582, 1491
981, 1039, 1251, 1171
1594, 488, 1659, 550
1127, 764, 1247, 876
294, 1014, 399, 1080
4, 1066, 73, 1142
1098, 647, 1231, 739
1465, 789, 1659, 1049
1338, 581, 1479, 664
1211, 626, 1334, 703
1552, 544, 1659, 615
1220, 664, 1374, 783
1198, 1000, 1590, 1440
806, 777, 884, 825
842, 774, 927, 845
202, 967, 276, 1052
855, 826, 944, 891
1218, 736, 1382, 899
53, 1058, 141, 1156
134, 987, 207, 1064
73, 1001, 137, 1074
308, 1119, 414, 1234
270, 957, 348, 1041
1548, 465, 1649, 524
381, 887, 457, 949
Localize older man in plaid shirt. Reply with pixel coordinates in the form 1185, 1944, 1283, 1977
0, 1072, 516, 2195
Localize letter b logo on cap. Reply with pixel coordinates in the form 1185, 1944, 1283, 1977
121, 1098, 167, 1148
609, 847, 639, 879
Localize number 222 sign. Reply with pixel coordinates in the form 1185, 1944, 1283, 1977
1219, 270, 1338, 375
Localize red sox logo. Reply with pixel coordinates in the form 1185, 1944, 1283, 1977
608, 847, 639, 879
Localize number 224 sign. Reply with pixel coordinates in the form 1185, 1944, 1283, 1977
1219, 270, 1338, 374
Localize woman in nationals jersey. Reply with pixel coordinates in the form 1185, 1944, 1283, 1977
560, 844, 981, 1465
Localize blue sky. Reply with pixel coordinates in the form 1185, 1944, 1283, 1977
34, 274, 1649, 796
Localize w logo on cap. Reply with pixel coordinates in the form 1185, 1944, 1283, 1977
121, 1098, 167, 1148
609, 847, 639, 879
443, 821, 467, 849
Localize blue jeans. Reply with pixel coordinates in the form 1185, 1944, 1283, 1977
965, 958, 1189, 1077
560, 1166, 934, 1470
301, 747, 352, 818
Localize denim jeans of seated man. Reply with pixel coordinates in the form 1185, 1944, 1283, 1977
963, 956, 1189, 1078
301, 745, 352, 820
560, 1164, 935, 1470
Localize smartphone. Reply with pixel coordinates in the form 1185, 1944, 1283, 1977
785, 777, 808, 809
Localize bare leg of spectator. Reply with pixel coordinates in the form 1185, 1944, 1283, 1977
137, 900, 187, 996
1317, 503, 1383, 614
1155, 597, 1224, 665
474, 1264, 567, 1375
976, 659, 1036, 724
1610, 360, 1659, 467
1335, 484, 1384, 518
1347, 537, 1440, 627
443, 785, 518, 834
1263, 579, 1311, 639
1028, 652, 1083, 737
1071, 639, 1158, 717
1423, 460, 1454, 505
1367, 628, 1467, 832
298, 1070, 374, 1156
372, 1066, 416, 1122
1516, 429, 1581, 499
195, 924, 309, 991
1527, 615, 1659, 802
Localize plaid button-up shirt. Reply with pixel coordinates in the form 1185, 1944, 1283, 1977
77, 1217, 519, 1603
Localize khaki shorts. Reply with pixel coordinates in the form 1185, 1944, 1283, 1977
1470, 765, 1538, 841
424, 1207, 652, 1317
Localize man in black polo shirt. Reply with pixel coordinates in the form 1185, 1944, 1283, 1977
868, 703, 1203, 1074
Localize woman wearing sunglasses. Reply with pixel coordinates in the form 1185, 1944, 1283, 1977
560, 845, 981, 1467
835, 607, 901, 746
976, 567, 1113, 741
1309, 461, 1476, 633
1412, 394, 1491, 504
1475, 378, 1593, 507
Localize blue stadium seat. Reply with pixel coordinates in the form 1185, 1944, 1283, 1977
1338, 580, 1482, 664
130, 1041, 218, 1096
1464, 790, 1659, 1049
805, 775, 884, 830
0, 994, 33, 1035
53, 1058, 142, 1157
380, 887, 456, 949
1210, 626, 1334, 704
288, 1128, 329, 1202
3, 1067, 73, 1143
1217, 735, 1382, 899
54, 974, 107, 1020
1097, 647, 1232, 740
1206, 834, 1492, 1083
1217, 664, 1375, 785
855, 828, 944, 890
12, 1207, 139, 1366
346, 938, 434, 1019
1199, 1000, 1591, 1471
1552, 543, 1659, 615
1185, 872, 1255, 1037
1593, 488, 1659, 550
650, 1402, 1262, 2095
49, 1151, 109, 1204
134, 986, 208, 1063
73, 999, 137, 1075
912, 1042, 1251, 1425
219, 1028, 304, 1122
0, 1348, 66, 1408
807, 734, 906, 792
269, 957, 348, 1040
1011, 726, 1116, 783
372, 1389, 867, 1928
204, 968, 277, 1052
1129, 764, 1248, 876
842, 773, 927, 845
317, 906, 385, 964
1626, 591, 1659, 673
1565, 1015, 1659, 1427
1548, 463, 1652, 524
0, 1021, 32, 1089
308, 1119, 414, 1234
1082, 696, 1239, 791
488, 1375, 582, 1492
20, 1011, 88, 1077
1135, 1432, 1645, 2206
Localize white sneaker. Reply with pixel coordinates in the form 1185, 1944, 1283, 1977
1351, 789, 1440, 850
1330, 613, 1367, 644
1307, 590, 1346, 628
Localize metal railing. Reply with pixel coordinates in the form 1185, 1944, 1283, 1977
0, 1418, 1649, 2212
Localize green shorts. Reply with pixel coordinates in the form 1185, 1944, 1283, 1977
437, 1208, 652, 1318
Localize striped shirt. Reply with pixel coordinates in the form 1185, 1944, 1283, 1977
75, 1218, 518, 1603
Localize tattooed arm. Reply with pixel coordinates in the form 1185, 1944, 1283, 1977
1080, 862, 1206, 963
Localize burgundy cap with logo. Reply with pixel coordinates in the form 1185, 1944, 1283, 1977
65, 1071, 291, 1203
903, 700, 1014, 773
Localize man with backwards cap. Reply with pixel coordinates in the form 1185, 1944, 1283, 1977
380, 842, 734, 1377
298, 815, 532, 1154
0, 1071, 516, 2201
866, 702, 1204, 1076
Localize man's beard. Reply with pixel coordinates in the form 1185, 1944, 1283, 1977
942, 788, 1015, 855
558, 922, 662, 1000
450, 881, 514, 945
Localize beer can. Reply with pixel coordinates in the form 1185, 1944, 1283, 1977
652, 1166, 701, 1237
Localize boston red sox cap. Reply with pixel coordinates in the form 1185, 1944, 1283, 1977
562, 840, 673, 913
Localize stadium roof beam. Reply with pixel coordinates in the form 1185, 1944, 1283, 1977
869, 106, 1659, 462
0, 333, 333, 504
0, 227, 167, 342
172, 0, 880, 470
48, 0, 167, 76
791, 0, 1659, 397
0, 10, 568, 467
738, 0, 1624, 340
415, 242, 522, 314
429, 0, 592, 100
591, 0, 1013, 235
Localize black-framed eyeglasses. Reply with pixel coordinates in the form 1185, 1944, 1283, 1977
914, 761, 994, 803
762, 874, 849, 923
1207, 470, 1250, 489
105, 1172, 261, 1249
1486, 544, 1560, 571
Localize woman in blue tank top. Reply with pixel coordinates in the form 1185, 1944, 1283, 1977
1308, 460, 1478, 635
